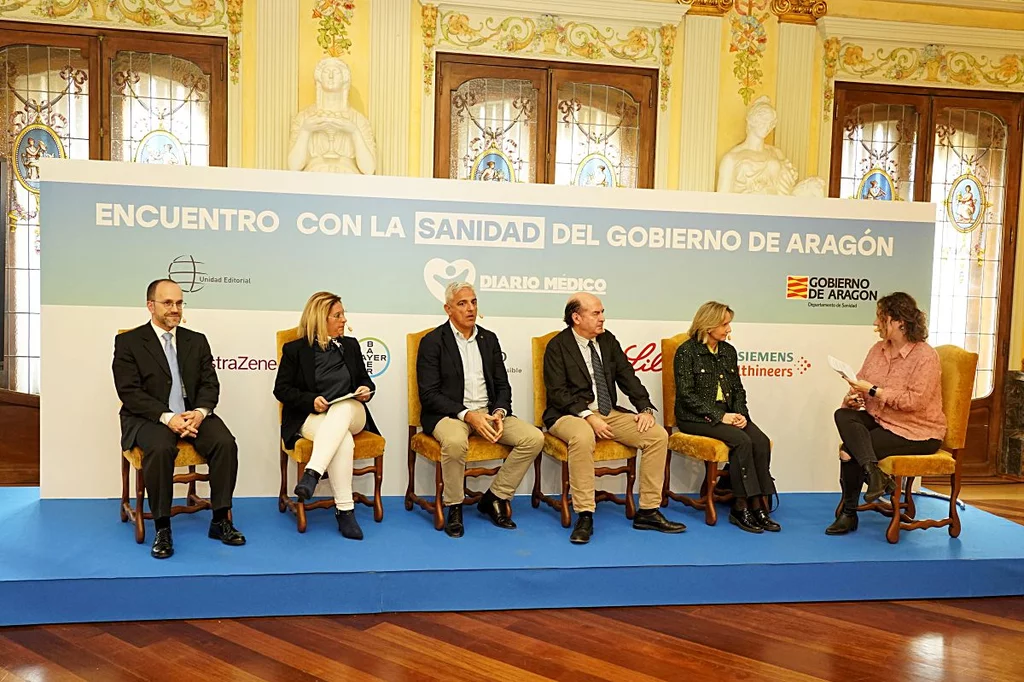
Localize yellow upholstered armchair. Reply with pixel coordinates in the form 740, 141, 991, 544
659, 333, 733, 526
276, 327, 385, 533
529, 330, 636, 528
854, 344, 978, 544
117, 329, 213, 544
405, 328, 513, 530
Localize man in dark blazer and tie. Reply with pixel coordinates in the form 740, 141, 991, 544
543, 292, 685, 544
112, 279, 245, 559
417, 282, 544, 537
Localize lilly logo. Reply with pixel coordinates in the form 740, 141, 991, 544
423, 258, 476, 303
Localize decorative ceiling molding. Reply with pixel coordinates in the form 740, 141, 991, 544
438, 0, 689, 25
677, 0, 733, 17
818, 16, 1024, 51
0, 0, 230, 36
771, 0, 826, 25
897, 0, 1024, 12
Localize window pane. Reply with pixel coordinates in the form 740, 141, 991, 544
449, 77, 538, 183
929, 108, 1009, 399
554, 82, 640, 189
839, 103, 918, 201
1, 44, 89, 393
111, 51, 210, 166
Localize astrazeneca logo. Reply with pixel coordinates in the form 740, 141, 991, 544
786, 275, 878, 307
360, 337, 391, 378
168, 254, 252, 293
169, 255, 206, 293
736, 350, 811, 379
423, 258, 476, 304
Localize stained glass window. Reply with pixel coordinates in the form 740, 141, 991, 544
554, 82, 640, 189
448, 77, 537, 184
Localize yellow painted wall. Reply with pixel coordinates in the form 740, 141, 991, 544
297, 0, 372, 115
240, 2, 257, 168
829, 0, 1024, 30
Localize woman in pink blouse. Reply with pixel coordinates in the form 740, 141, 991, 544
826, 292, 946, 535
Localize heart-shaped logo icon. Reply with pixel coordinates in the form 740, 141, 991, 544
423, 258, 476, 304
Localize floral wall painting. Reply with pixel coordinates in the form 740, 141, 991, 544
730, 0, 770, 105
313, 0, 355, 57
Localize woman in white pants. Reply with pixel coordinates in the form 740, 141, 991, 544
274, 291, 379, 539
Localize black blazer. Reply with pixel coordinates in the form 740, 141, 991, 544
112, 323, 220, 451
274, 336, 379, 449
673, 336, 748, 426
542, 327, 653, 428
416, 322, 512, 436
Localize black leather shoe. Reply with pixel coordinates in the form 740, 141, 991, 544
729, 508, 764, 533
151, 527, 173, 559
208, 519, 246, 545
864, 463, 888, 502
478, 490, 516, 529
444, 504, 464, 538
633, 508, 686, 533
825, 512, 859, 535
336, 509, 363, 540
294, 468, 320, 501
752, 509, 781, 532
570, 513, 593, 544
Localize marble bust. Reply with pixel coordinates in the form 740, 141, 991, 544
717, 96, 822, 197
288, 57, 376, 175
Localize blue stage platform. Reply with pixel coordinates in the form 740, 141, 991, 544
1, 488, 1022, 627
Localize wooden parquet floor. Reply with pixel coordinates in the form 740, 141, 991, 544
2, 483, 1022, 682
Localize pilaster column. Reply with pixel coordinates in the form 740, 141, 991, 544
772, 2, 827, 180
677, 1, 730, 192
254, 0, 299, 170
370, 0, 413, 176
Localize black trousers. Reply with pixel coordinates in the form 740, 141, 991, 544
677, 419, 775, 498
834, 408, 940, 513
134, 415, 239, 520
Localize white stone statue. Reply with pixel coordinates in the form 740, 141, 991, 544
288, 57, 376, 175
717, 96, 823, 197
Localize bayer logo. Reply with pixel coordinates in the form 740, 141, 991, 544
168, 255, 206, 293
359, 337, 390, 378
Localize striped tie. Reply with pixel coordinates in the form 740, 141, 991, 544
588, 341, 612, 416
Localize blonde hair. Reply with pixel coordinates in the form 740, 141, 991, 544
299, 291, 343, 350
687, 301, 734, 344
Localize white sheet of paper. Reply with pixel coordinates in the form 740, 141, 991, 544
827, 355, 858, 382
327, 389, 375, 405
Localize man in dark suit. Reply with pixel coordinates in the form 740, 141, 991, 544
417, 282, 544, 537
543, 292, 685, 544
112, 279, 245, 559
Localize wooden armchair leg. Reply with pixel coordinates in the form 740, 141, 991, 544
134, 467, 146, 544
531, 455, 542, 508
372, 456, 384, 522
278, 450, 288, 513
120, 456, 130, 523
625, 458, 636, 520
949, 469, 962, 538
404, 447, 415, 511
904, 476, 917, 520
295, 460, 308, 533
187, 465, 198, 506
886, 475, 903, 544
433, 461, 445, 530
661, 453, 671, 508
560, 461, 571, 528
704, 462, 719, 526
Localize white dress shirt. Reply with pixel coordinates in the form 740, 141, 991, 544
451, 322, 489, 420
572, 328, 602, 418
152, 322, 209, 425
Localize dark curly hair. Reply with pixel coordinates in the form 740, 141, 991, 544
877, 292, 928, 343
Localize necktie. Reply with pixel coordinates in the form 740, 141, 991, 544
588, 341, 612, 416
162, 332, 186, 414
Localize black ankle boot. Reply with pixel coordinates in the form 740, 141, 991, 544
825, 512, 858, 535
864, 462, 888, 502
294, 468, 321, 501
336, 509, 363, 540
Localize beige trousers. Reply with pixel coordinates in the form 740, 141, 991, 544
549, 409, 668, 513
432, 410, 545, 506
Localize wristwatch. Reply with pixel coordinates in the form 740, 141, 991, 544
642, 407, 656, 415
868, 385, 878, 397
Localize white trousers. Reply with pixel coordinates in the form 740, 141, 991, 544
300, 399, 366, 510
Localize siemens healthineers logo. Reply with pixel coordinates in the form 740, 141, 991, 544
415, 212, 545, 249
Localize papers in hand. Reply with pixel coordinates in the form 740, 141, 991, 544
827, 355, 858, 382
328, 389, 375, 405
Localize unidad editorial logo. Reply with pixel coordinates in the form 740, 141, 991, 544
168, 254, 252, 294
360, 337, 390, 378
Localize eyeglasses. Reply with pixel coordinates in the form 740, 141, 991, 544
327, 313, 346, 320
150, 300, 186, 309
